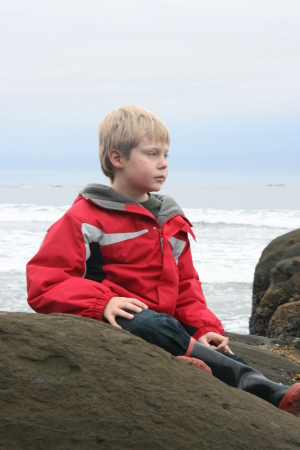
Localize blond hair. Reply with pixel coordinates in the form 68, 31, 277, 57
98, 105, 170, 182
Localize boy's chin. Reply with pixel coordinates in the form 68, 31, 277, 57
152, 180, 167, 191
150, 186, 163, 193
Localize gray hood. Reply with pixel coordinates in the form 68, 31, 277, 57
80, 183, 185, 225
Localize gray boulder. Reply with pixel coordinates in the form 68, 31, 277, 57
250, 229, 300, 337
268, 300, 300, 338
1, 312, 300, 449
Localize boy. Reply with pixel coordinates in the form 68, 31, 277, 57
27, 105, 300, 417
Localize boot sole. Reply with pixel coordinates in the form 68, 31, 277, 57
176, 356, 212, 375
278, 383, 300, 417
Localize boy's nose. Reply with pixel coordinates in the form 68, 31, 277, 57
158, 156, 168, 169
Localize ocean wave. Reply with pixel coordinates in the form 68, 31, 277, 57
0, 204, 69, 222
1, 204, 299, 229
184, 208, 300, 229
194, 261, 255, 284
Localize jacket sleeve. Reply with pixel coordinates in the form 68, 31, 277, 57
26, 212, 117, 321
173, 232, 224, 340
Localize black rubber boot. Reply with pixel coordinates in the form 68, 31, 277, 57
189, 339, 289, 407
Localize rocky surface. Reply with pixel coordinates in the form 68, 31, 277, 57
1, 313, 300, 449
250, 229, 300, 337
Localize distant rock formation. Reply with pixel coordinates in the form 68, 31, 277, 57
250, 229, 300, 337
0, 312, 300, 449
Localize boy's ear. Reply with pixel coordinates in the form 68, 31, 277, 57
108, 149, 124, 169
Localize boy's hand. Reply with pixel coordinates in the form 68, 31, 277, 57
103, 296, 148, 329
198, 332, 233, 354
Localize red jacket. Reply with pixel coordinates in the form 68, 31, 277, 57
26, 184, 224, 339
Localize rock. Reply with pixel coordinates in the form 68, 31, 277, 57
1, 312, 300, 449
293, 338, 300, 351
250, 229, 300, 337
226, 332, 300, 385
268, 301, 300, 338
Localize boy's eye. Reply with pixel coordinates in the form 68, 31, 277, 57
147, 152, 169, 158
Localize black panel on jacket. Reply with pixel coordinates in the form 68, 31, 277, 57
84, 242, 106, 283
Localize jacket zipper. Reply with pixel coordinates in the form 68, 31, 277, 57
158, 227, 163, 253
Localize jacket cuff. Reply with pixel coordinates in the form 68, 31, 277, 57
192, 326, 225, 341
92, 291, 117, 321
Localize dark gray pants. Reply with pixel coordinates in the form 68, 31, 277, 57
116, 309, 247, 364
116, 309, 289, 406
116, 309, 290, 407
116, 309, 190, 356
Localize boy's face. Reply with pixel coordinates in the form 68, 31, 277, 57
112, 136, 169, 202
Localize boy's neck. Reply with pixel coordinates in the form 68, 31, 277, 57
110, 182, 149, 203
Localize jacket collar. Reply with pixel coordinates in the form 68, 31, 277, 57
80, 183, 185, 225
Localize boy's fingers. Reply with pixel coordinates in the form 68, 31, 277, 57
137, 301, 148, 309
104, 297, 147, 328
107, 309, 134, 328
107, 316, 122, 329
126, 298, 148, 309
225, 346, 234, 354
109, 297, 148, 311
123, 304, 143, 313
114, 309, 135, 321
215, 337, 229, 349
216, 342, 228, 351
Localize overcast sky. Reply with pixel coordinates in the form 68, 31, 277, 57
0, 0, 299, 185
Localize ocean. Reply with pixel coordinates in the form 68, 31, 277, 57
0, 184, 299, 335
